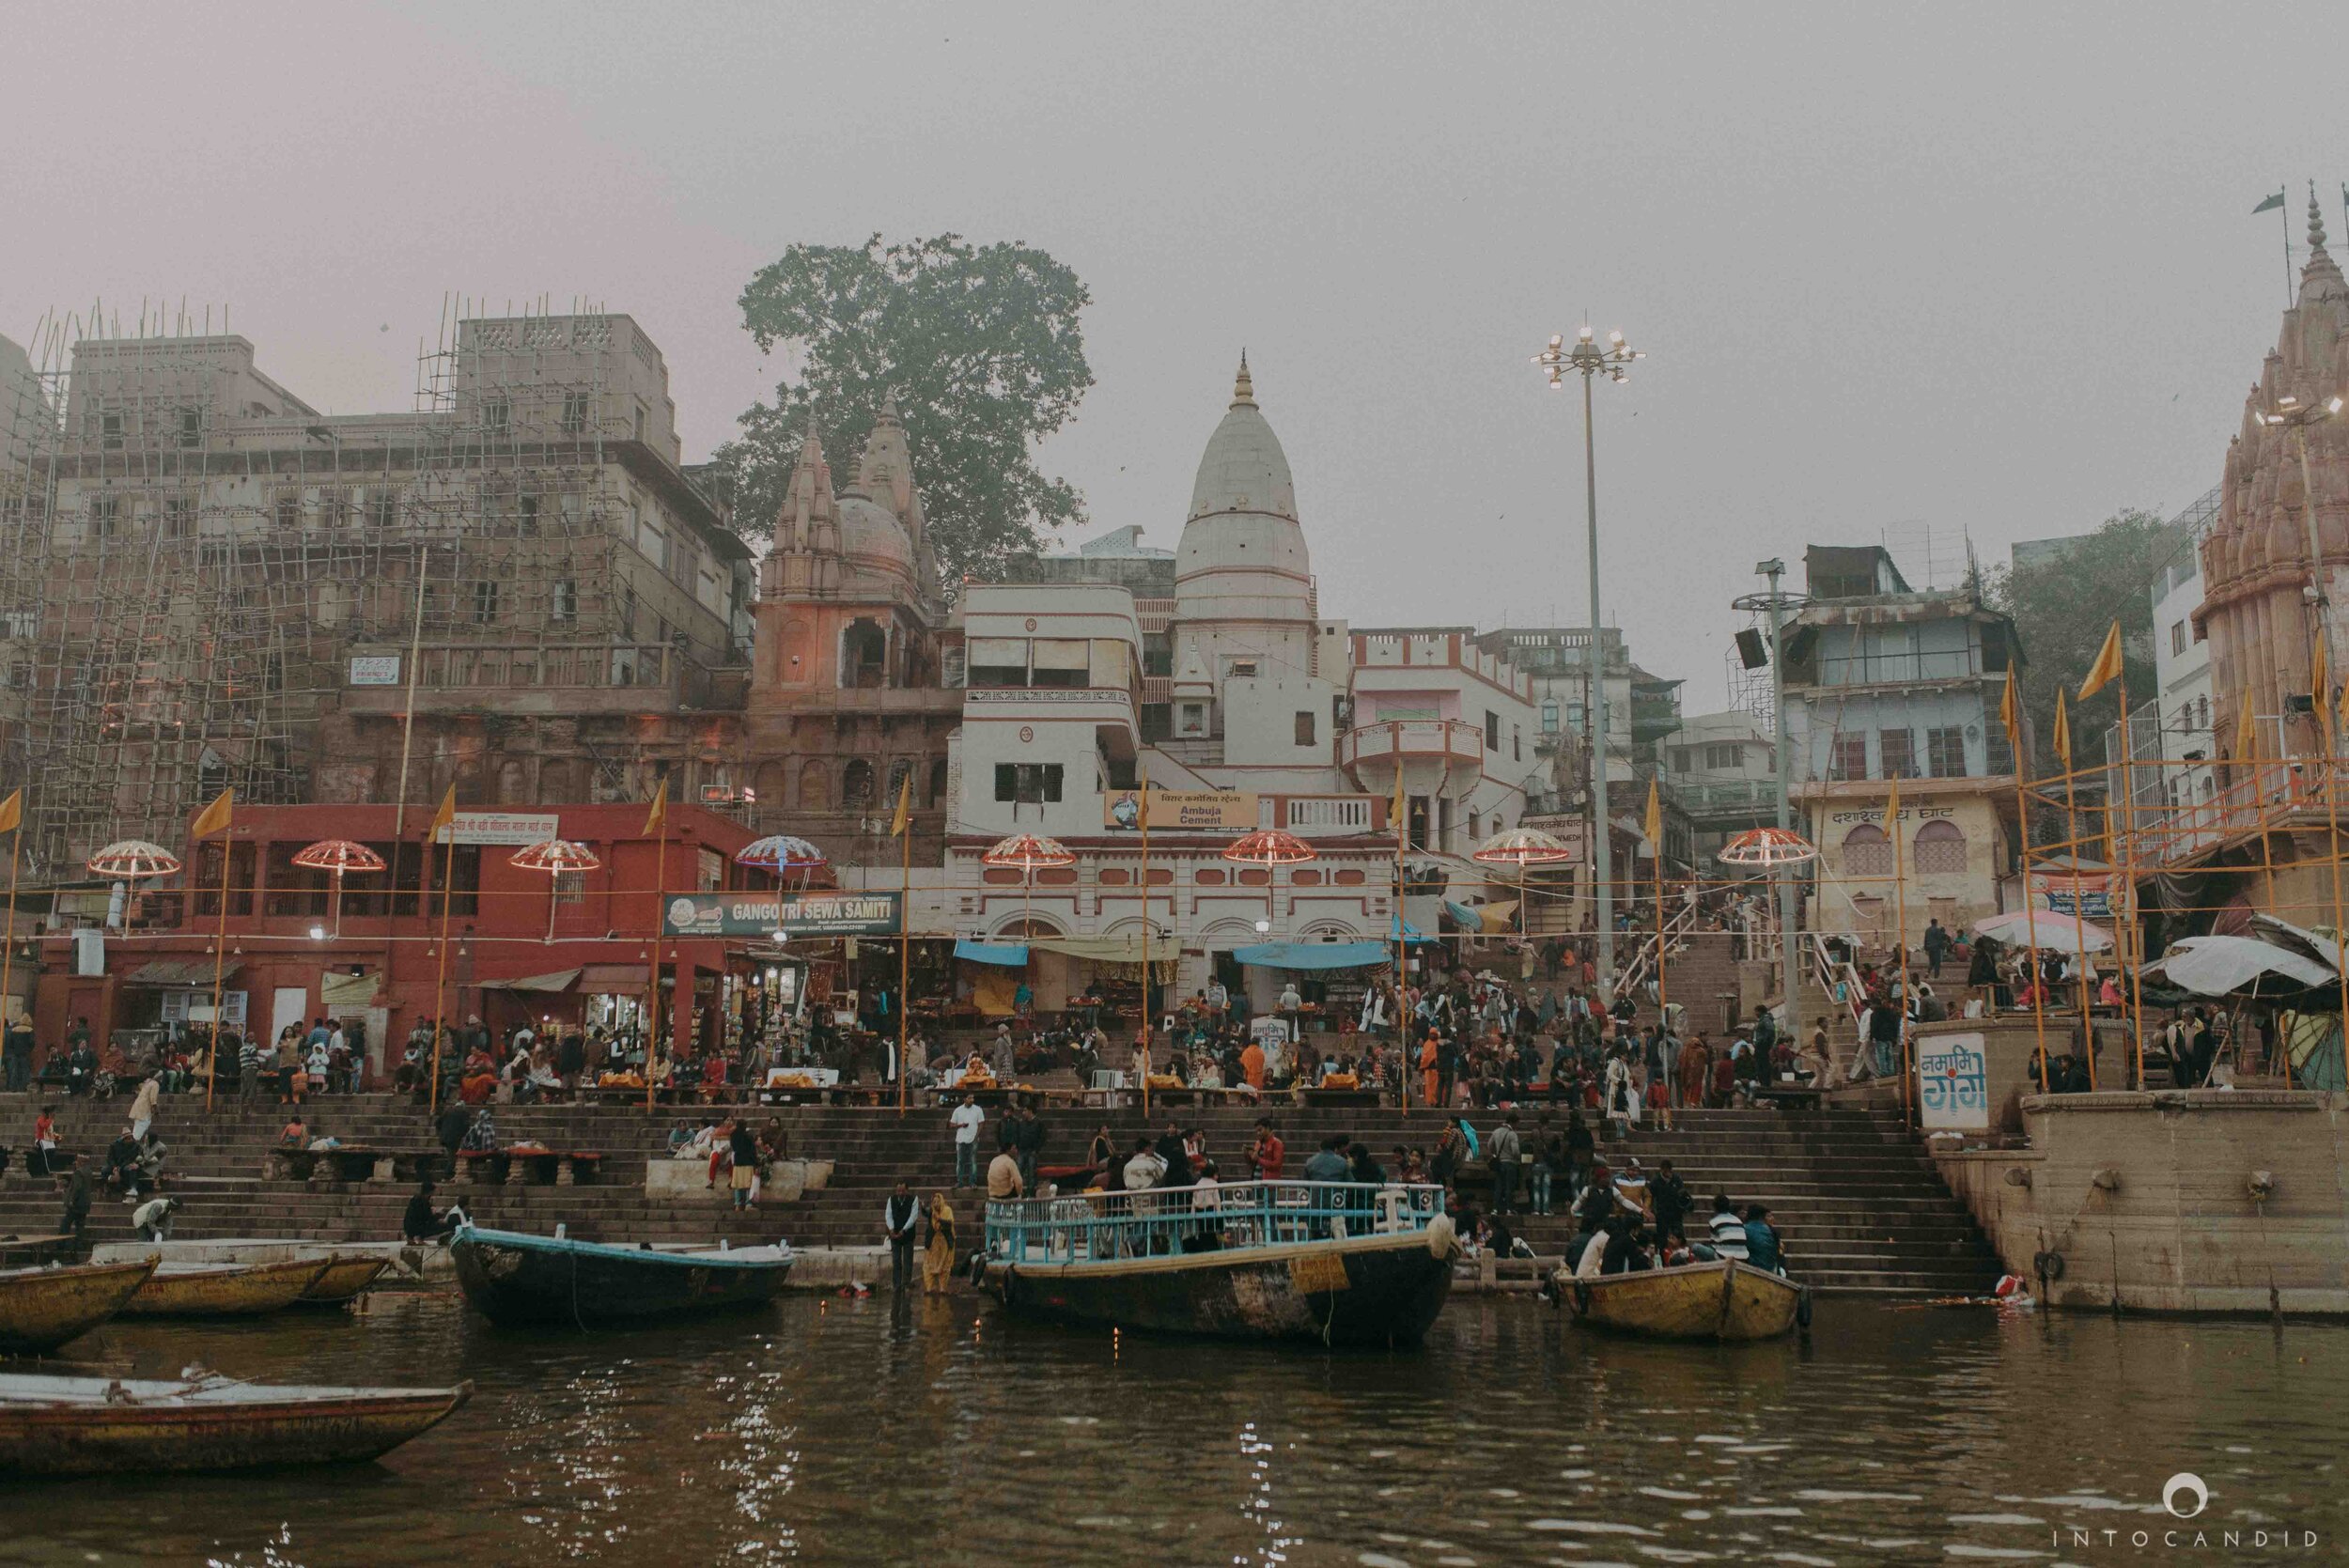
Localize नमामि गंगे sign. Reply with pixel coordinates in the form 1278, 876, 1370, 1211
663, 891, 903, 938
1916, 1030, 1990, 1131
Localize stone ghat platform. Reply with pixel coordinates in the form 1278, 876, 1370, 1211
0, 1093, 1999, 1295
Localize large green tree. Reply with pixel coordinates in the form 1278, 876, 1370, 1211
1988, 507, 2173, 766
711, 233, 1094, 586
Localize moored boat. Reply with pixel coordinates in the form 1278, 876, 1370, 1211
980, 1179, 1458, 1346
448, 1225, 795, 1327
0, 1260, 159, 1356
121, 1257, 332, 1318
298, 1255, 393, 1306
0, 1372, 470, 1474
1564, 1258, 1804, 1342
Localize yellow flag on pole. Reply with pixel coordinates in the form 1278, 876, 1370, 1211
1643, 777, 1662, 844
0, 789, 21, 836
1390, 765, 1406, 834
1881, 774, 1901, 835
2235, 688, 2259, 762
2315, 633, 2335, 746
2078, 620, 2125, 701
2051, 690, 2072, 768
642, 776, 669, 837
190, 788, 233, 840
1999, 667, 2021, 752
889, 770, 912, 837
428, 783, 458, 839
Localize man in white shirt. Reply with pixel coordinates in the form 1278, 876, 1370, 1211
950, 1097, 987, 1188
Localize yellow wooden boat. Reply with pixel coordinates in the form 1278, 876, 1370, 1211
298, 1255, 392, 1306
1566, 1259, 1804, 1343
121, 1257, 332, 1318
0, 1372, 471, 1474
0, 1259, 160, 1355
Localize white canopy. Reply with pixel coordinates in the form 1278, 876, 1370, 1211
1971, 910, 2113, 955
2144, 936, 2336, 999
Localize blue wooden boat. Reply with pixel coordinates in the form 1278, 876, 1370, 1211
448, 1225, 795, 1328
980, 1180, 1457, 1347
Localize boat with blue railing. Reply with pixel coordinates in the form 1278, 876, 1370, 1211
978, 1179, 1458, 1346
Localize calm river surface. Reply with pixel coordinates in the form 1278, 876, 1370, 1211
2, 1290, 2341, 1566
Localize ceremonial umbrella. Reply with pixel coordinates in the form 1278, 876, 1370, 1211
1472, 825, 1577, 939
1716, 827, 1819, 867
87, 839, 182, 880
983, 832, 1076, 939
510, 838, 602, 942
737, 834, 829, 898
291, 838, 386, 938
1223, 829, 1317, 939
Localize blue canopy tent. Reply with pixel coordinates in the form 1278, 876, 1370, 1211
952, 939, 1029, 966
1389, 916, 1437, 946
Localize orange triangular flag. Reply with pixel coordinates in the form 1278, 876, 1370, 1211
190, 788, 233, 840
2051, 690, 2072, 768
428, 783, 459, 838
643, 776, 669, 837
2078, 620, 2124, 701
0, 789, 21, 836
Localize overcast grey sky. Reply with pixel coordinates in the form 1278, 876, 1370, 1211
11, 2, 2346, 708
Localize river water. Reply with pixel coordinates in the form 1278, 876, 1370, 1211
2, 1289, 2341, 1567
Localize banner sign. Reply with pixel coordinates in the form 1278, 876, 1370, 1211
2031, 872, 2115, 920
1103, 789, 1257, 831
435, 812, 560, 846
663, 891, 902, 939
348, 655, 402, 687
1917, 1031, 1991, 1131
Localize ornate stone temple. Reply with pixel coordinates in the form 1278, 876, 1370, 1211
2197, 191, 2349, 763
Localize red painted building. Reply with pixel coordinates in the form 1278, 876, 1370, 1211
37, 801, 770, 1078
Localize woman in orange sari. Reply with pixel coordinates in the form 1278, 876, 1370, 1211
1419, 1031, 1440, 1108
1675, 1032, 1709, 1110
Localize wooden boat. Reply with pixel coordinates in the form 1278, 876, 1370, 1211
0, 1259, 159, 1355
980, 1180, 1459, 1346
448, 1225, 795, 1327
297, 1255, 393, 1306
0, 1372, 470, 1474
1565, 1258, 1804, 1342
120, 1257, 332, 1318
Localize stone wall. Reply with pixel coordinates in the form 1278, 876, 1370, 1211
1934, 1090, 2349, 1314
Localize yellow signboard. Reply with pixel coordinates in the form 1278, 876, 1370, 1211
1288, 1251, 1352, 1295
1103, 789, 1257, 831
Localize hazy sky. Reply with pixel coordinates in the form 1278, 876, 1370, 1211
12, 2, 2348, 711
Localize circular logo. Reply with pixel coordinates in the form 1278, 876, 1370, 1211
1019, 725, 1034, 743
1023, 616, 1038, 631
2162, 1473, 2209, 1519
667, 896, 698, 927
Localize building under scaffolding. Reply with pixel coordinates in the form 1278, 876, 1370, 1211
0, 304, 752, 880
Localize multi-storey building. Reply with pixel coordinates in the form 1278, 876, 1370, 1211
1782, 543, 2028, 947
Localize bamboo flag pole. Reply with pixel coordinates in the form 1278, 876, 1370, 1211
1644, 779, 1667, 1026
193, 787, 234, 1111
1882, 774, 1911, 1125
2002, 673, 2051, 1090
0, 791, 20, 1055
2079, 621, 2145, 1086
427, 784, 458, 1117
643, 778, 669, 1115
2053, 690, 2097, 1089
1139, 765, 1152, 1122
1392, 765, 1408, 1110
384, 545, 430, 984
891, 771, 912, 1117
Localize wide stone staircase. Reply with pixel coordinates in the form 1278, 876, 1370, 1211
0, 1090, 1998, 1296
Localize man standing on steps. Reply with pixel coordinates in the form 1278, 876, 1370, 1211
1486, 1114, 1521, 1215
949, 1094, 986, 1188
1922, 919, 1951, 980
883, 1180, 920, 1292
1649, 1158, 1691, 1249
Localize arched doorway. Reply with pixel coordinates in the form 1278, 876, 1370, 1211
841, 618, 888, 689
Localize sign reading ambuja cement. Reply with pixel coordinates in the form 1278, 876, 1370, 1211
1102, 789, 1257, 831
1916, 1031, 1990, 1131
434, 812, 560, 846
663, 891, 903, 938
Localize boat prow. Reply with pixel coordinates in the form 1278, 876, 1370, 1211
0, 1259, 160, 1355
298, 1255, 394, 1306
0, 1372, 471, 1474
1565, 1258, 1804, 1342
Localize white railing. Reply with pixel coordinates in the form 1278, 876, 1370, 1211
1614, 895, 1703, 1008
1272, 796, 1377, 834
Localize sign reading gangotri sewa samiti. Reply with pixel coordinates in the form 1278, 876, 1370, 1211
663, 891, 903, 938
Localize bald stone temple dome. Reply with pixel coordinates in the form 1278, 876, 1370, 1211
1187, 353, 1298, 522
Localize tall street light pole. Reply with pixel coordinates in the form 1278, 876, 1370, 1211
1736, 563, 1809, 1028
1536, 324, 1641, 995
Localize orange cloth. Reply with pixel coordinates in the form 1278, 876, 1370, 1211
1240, 1044, 1266, 1089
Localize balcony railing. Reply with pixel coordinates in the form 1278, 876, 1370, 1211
1338, 719, 1486, 772
1258, 795, 1377, 835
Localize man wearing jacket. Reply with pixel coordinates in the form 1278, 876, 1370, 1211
1486, 1115, 1523, 1215
883, 1181, 921, 1292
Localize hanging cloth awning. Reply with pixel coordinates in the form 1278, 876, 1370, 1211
1388, 916, 1437, 947
953, 939, 1030, 967
318, 970, 379, 1009
1443, 901, 1483, 930
483, 969, 581, 993
1477, 900, 1519, 934
1232, 940, 1393, 970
